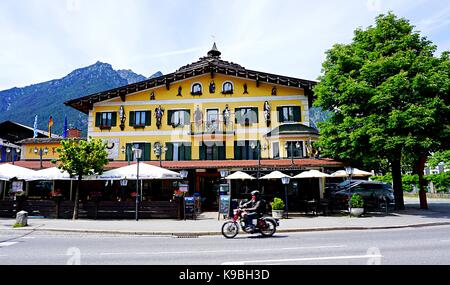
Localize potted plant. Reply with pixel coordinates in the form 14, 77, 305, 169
349, 194, 364, 217
270, 197, 285, 219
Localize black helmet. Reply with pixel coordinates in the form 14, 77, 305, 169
251, 190, 261, 197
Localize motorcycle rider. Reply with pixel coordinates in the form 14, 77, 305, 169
241, 190, 266, 232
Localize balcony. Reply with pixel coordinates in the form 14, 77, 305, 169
190, 119, 234, 135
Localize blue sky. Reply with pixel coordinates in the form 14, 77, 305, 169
1, 0, 450, 90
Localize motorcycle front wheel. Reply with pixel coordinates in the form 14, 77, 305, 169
221, 221, 239, 239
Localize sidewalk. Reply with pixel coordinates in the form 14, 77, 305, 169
1, 198, 449, 236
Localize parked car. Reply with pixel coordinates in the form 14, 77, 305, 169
329, 180, 395, 210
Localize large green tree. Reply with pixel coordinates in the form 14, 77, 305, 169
53, 138, 109, 219
314, 13, 450, 210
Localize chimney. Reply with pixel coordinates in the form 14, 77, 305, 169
67, 128, 82, 138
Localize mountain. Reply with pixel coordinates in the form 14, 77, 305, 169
0, 62, 161, 138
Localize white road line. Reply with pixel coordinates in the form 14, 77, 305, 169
0, 242, 18, 248
221, 254, 384, 265
99, 245, 346, 256
441, 240, 450, 242
20, 237, 35, 239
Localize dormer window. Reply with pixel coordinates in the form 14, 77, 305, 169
222, 81, 234, 94
191, 83, 203, 96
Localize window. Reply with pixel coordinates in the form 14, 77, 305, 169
272, 142, 280, 159
167, 110, 190, 127
191, 83, 202, 95
222, 81, 234, 94
199, 142, 225, 160
234, 141, 260, 160
235, 107, 258, 125
206, 109, 219, 132
277, 106, 301, 123
165, 142, 192, 161
125, 143, 151, 161
95, 112, 117, 128
129, 111, 151, 127
285, 141, 304, 158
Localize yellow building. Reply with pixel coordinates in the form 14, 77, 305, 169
66, 44, 341, 209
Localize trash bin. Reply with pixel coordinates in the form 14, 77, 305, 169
16, 210, 28, 227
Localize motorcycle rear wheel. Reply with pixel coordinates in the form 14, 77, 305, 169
260, 219, 277, 237
221, 221, 239, 239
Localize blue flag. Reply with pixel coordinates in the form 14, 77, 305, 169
63, 116, 68, 138
33, 115, 38, 138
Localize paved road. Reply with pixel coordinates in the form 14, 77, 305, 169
1, 225, 450, 265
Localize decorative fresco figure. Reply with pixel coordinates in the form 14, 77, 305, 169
155, 105, 164, 129
119, 105, 126, 131
223, 104, 231, 127
150, 92, 155, 100
194, 105, 203, 131
177, 86, 182, 96
263, 101, 271, 127
271, 86, 277, 96
209, 81, 216, 93
243, 83, 249, 94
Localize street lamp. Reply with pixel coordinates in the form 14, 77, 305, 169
281, 176, 290, 219
250, 142, 267, 191
133, 147, 143, 221
121, 145, 130, 165
285, 142, 301, 166
345, 166, 354, 182
153, 142, 168, 167
34, 147, 48, 169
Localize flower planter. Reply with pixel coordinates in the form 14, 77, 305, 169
272, 210, 284, 219
349, 207, 364, 217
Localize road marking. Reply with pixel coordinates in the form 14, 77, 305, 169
99, 245, 346, 256
441, 240, 450, 242
0, 242, 18, 248
221, 254, 384, 265
20, 237, 35, 239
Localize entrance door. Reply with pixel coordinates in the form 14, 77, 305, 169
197, 172, 221, 211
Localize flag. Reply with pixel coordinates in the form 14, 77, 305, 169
63, 116, 68, 138
48, 116, 54, 138
33, 115, 38, 139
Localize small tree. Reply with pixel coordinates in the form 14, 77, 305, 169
53, 138, 109, 220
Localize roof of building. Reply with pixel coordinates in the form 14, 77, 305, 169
0, 120, 62, 144
65, 43, 318, 114
8, 158, 342, 171
17, 137, 83, 144
265, 123, 319, 137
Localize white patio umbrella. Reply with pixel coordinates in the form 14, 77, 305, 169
331, 168, 373, 178
0, 164, 37, 181
293, 170, 331, 179
93, 163, 182, 180
260, 171, 292, 180
27, 167, 73, 181
225, 171, 255, 180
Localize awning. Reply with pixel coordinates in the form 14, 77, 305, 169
260, 171, 292, 180
0, 164, 37, 181
225, 171, 255, 180
27, 167, 73, 181
293, 170, 331, 178
331, 168, 373, 178
92, 163, 182, 180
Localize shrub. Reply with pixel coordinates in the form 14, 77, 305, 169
270, 197, 285, 210
349, 194, 364, 208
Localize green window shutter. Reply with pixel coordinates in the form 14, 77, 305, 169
234, 142, 241, 160
252, 108, 258, 123
165, 143, 173, 161
144, 143, 151, 161
219, 145, 225, 160
167, 110, 174, 126
129, 111, 135, 126
145, 111, 151, 126
184, 143, 191, 161
126, 144, 133, 161
199, 144, 206, 160
293, 106, 301, 122
235, 109, 242, 124
184, 110, 190, 125
111, 112, 117, 126
95, 113, 101, 127
277, 107, 283, 123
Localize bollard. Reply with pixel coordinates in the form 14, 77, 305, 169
15, 211, 28, 227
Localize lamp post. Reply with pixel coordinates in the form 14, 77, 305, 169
133, 147, 143, 221
250, 142, 267, 191
34, 147, 48, 169
281, 176, 290, 219
153, 142, 168, 167
345, 166, 354, 182
285, 142, 301, 166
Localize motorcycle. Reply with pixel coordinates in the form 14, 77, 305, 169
221, 206, 279, 238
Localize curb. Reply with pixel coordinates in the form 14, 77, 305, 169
3, 221, 450, 236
